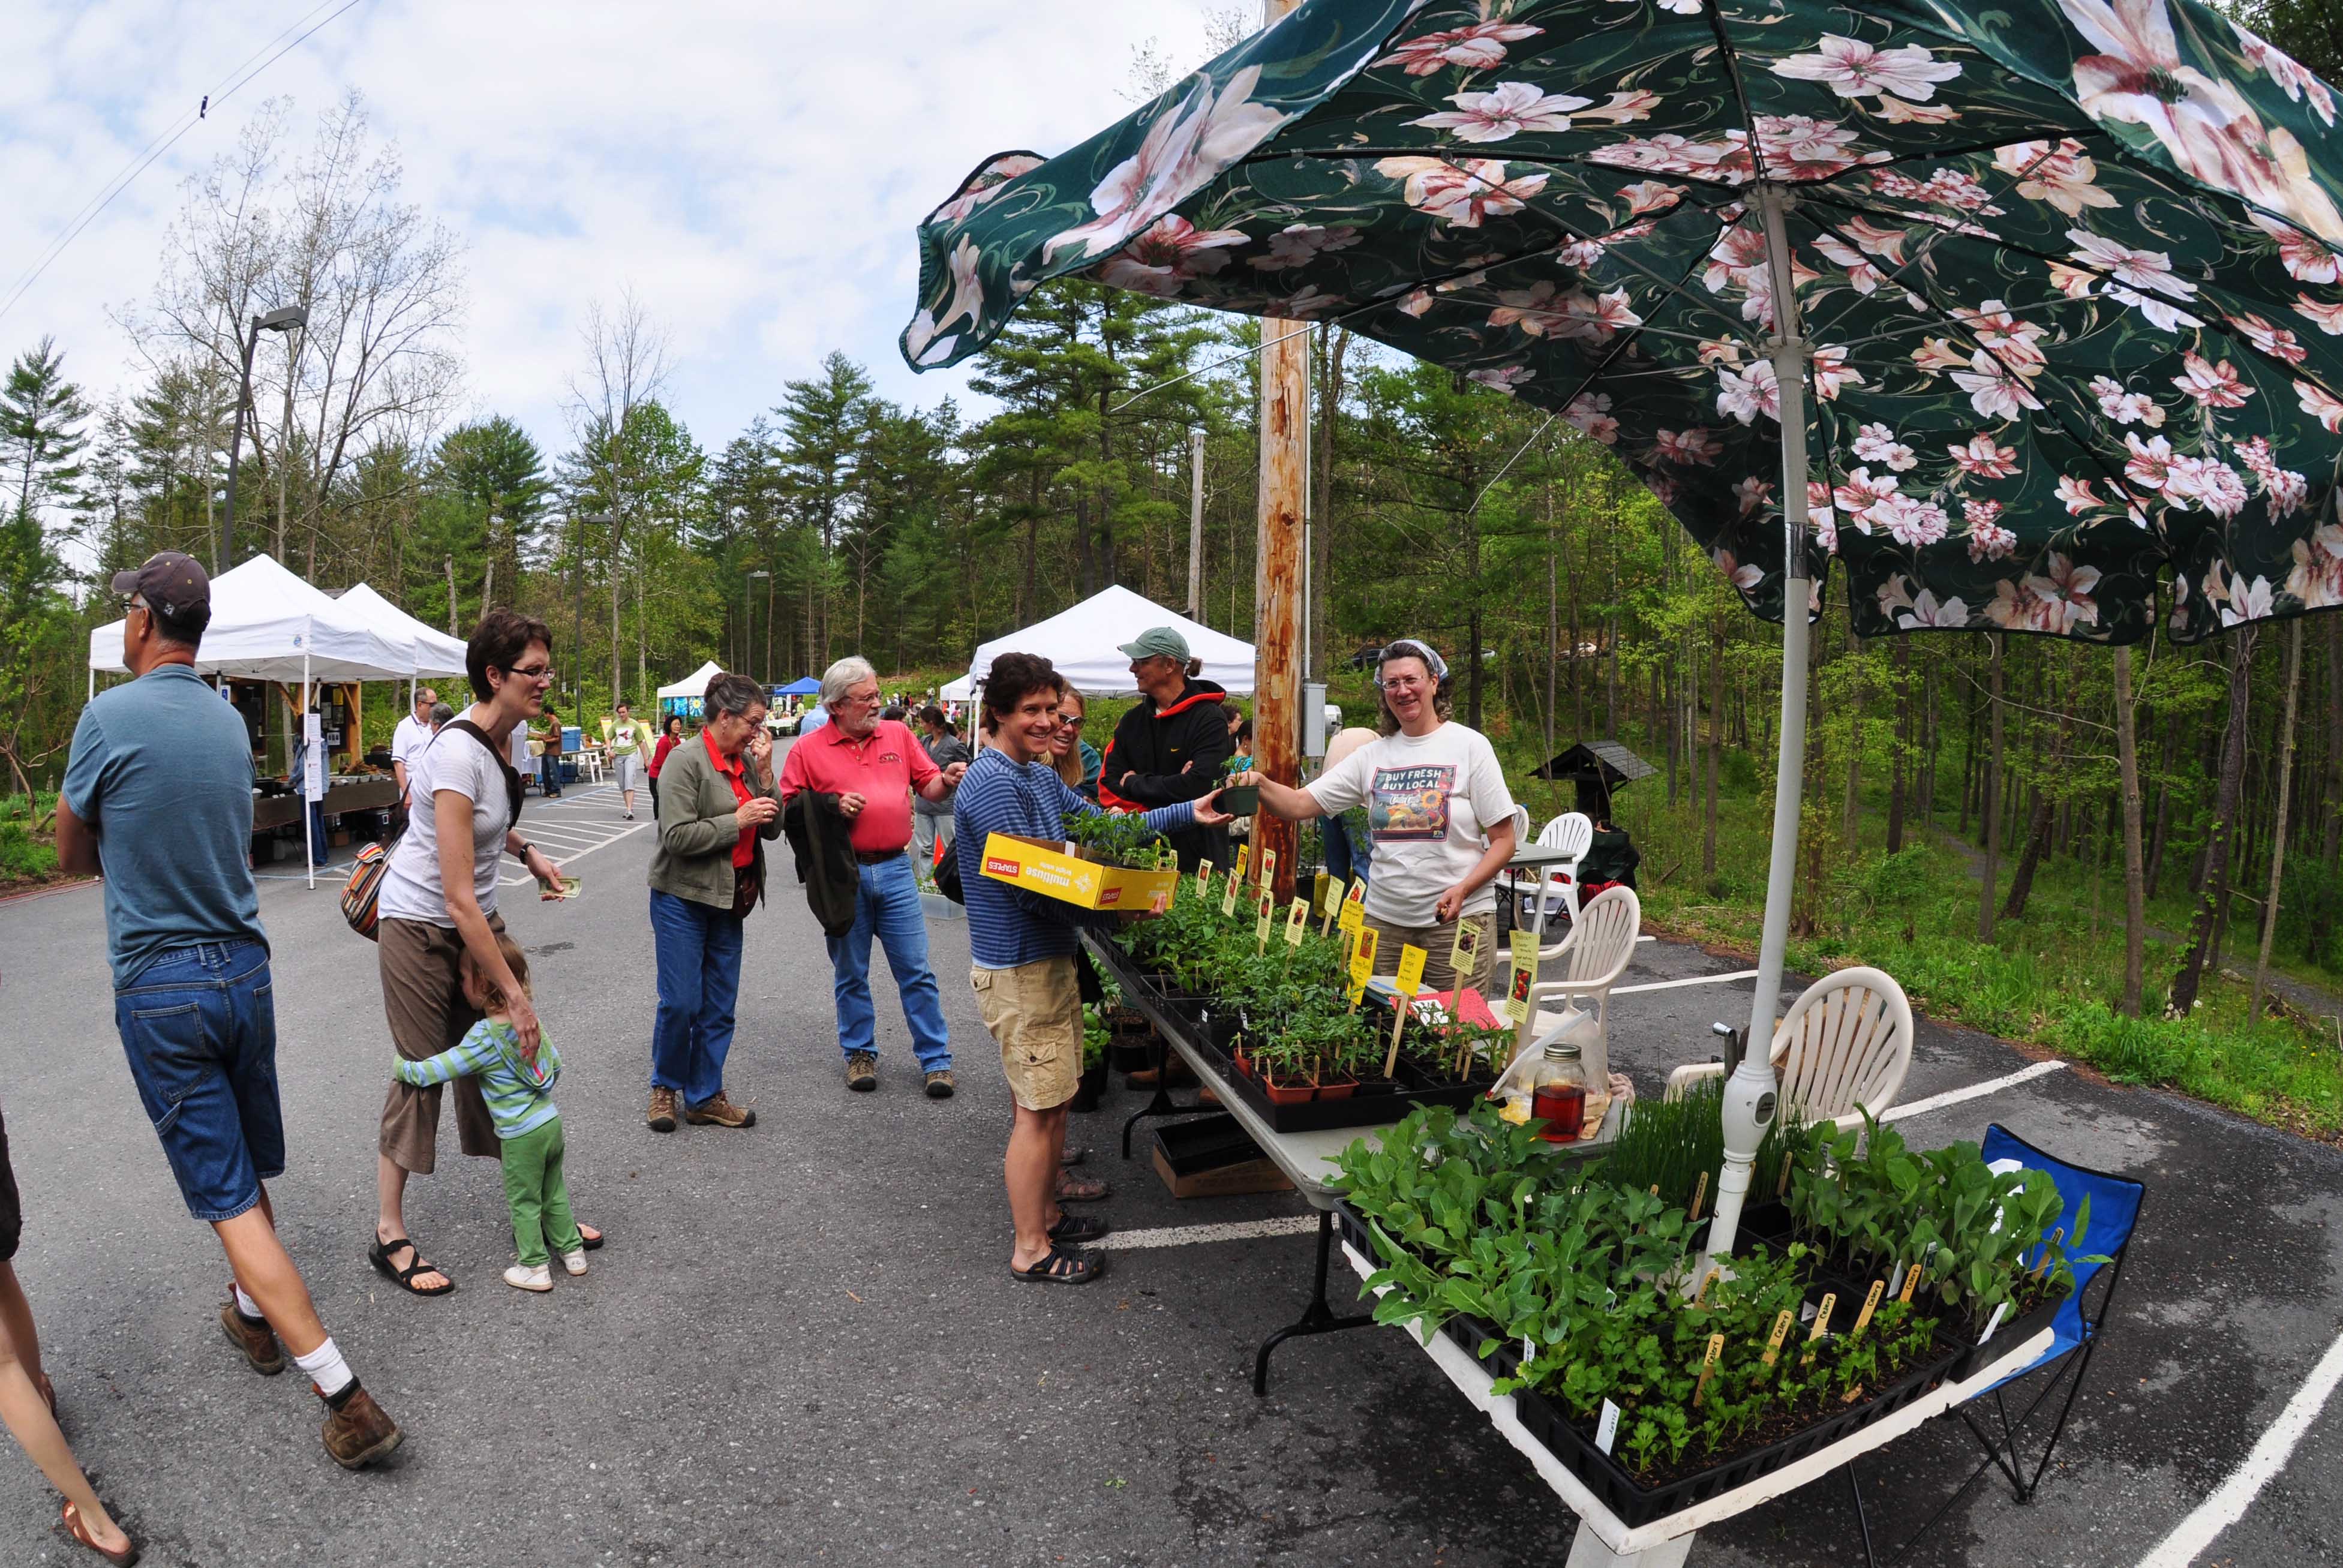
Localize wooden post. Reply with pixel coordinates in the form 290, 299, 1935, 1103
2252, 620, 2305, 1025
1255, 0, 1308, 906
1188, 426, 1206, 621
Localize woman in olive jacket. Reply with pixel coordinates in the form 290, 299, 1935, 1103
1097, 629, 1233, 871
645, 671, 782, 1133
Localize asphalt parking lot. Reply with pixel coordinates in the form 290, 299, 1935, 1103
1, 780, 2336, 1567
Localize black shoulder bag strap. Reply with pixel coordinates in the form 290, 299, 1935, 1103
440, 719, 525, 829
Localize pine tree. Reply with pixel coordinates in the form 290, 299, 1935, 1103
1, 337, 91, 527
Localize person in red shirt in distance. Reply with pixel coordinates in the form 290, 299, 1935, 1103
779, 657, 968, 1095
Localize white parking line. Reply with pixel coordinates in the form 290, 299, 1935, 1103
1881, 1059, 2066, 1122
498, 797, 654, 885
2137, 1329, 2343, 1568
1612, 969, 1761, 996
1112, 1215, 1318, 1251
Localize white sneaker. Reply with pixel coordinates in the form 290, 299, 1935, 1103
503, 1263, 553, 1293
560, 1250, 588, 1276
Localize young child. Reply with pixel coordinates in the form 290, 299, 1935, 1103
393, 933, 587, 1292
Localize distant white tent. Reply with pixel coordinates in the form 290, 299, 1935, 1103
88, 554, 415, 682
938, 674, 977, 702
334, 582, 470, 678
966, 585, 1255, 696
657, 660, 724, 702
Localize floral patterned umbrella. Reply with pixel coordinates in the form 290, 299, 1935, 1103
902, 0, 2343, 646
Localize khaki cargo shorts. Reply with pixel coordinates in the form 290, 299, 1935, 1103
377, 912, 504, 1173
971, 956, 1081, 1112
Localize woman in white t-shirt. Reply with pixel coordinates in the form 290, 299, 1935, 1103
1233, 639, 1515, 996
370, 609, 585, 1296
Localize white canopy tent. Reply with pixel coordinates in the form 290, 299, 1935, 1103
966, 585, 1255, 696
938, 674, 976, 702
657, 660, 724, 703
88, 554, 416, 681
334, 582, 470, 678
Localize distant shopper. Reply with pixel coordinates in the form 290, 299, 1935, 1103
609, 701, 650, 819
911, 705, 970, 881
1233, 639, 1514, 996
537, 707, 565, 798
392, 933, 586, 1294
429, 701, 454, 734
391, 686, 440, 803
646, 671, 780, 1133
779, 657, 966, 1096
374, 608, 588, 1299
955, 651, 1230, 1285
1098, 627, 1233, 871
649, 714, 686, 819
0, 1104, 140, 1562
56, 551, 403, 1470
1048, 689, 1102, 801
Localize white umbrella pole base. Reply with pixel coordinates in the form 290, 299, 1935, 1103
1569, 1525, 1692, 1567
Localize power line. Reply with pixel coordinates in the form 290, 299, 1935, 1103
0, 0, 373, 332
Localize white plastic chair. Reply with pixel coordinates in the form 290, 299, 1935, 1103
1665, 966, 1915, 1134
1517, 884, 1642, 1088
1496, 810, 1590, 930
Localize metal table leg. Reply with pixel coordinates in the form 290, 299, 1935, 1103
1119, 1026, 1206, 1158
1252, 1209, 1378, 1396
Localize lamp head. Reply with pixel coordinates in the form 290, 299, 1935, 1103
257, 305, 308, 333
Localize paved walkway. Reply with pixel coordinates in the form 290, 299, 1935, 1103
1, 817, 2338, 1566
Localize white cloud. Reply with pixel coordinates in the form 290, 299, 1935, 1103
0, 0, 1224, 466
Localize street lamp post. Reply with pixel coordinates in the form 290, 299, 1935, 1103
745, 569, 771, 686
572, 512, 614, 708
218, 304, 308, 567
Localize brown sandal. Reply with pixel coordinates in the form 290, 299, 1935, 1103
1054, 1170, 1111, 1204
63, 1501, 139, 1566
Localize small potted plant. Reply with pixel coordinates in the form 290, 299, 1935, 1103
1251, 1035, 1317, 1105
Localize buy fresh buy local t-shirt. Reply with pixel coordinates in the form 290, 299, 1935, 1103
1309, 721, 1516, 927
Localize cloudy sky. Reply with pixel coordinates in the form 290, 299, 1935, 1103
0, 0, 1231, 463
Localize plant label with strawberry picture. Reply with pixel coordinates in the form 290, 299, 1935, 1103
1447, 920, 1482, 995
1507, 960, 1533, 1025
1255, 889, 1275, 951
1195, 858, 1213, 900
1347, 926, 1378, 1008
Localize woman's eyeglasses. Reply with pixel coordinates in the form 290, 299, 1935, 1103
1380, 677, 1426, 693
1058, 713, 1086, 729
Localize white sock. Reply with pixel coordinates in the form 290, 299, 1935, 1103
292, 1337, 355, 1399
233, 1282, 265, 1321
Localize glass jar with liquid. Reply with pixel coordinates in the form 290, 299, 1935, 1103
1488, 1031, 1592, 1142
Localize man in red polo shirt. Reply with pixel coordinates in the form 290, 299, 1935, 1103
780, 656, 969, 1095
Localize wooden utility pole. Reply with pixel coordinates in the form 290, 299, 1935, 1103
2114, 644, 2148, 1016
1253, 0, 1307, 904
2252, 620, 2305, 1025
1187, 427, 1206, 621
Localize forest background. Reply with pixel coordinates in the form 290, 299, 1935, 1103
4, 1, 2342, 1137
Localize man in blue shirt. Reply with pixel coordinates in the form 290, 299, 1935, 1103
954, 651, 1227, 1286
59, 552, 403, 1470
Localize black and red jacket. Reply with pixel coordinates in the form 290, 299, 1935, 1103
1100, 678, 1234, 870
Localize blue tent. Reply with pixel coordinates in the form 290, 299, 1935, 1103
774, 677, 821, 697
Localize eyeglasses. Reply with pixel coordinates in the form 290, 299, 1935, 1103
1380, 676, 1428, 693
503, 663, 555, 683
1058, 713, 1085, 729
118, 594, 148, 615
841, 689, 883, 707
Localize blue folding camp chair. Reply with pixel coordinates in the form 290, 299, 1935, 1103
1843, 1124, 2146, 1566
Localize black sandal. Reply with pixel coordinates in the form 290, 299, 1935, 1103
368, 1237, 455, 1296
1011, 1245, 1105, 1285
578, 1224, 605, 1252
1048, 1212, 1111, 1245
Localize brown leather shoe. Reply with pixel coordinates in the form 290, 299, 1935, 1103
684, 1092, 755, 1128
318, 1384, 403, 1470
646, 1086, 678, 1133
924, 1069, 956, 1099
845, 1052, 878, 1091
220, 1297, 285, 1375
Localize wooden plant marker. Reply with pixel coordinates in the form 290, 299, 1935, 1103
1693, 1332, 1725, 1407
1802, 1292, 1837, 1365
1841, 1383, 1867, 1405
1195, 858, 1214, 902
1383, 943, 1426, 1077
1688, 1171, 1709, 1224
1899, 1266, 1921, 1305
2030, 1227, 2065, 1281
1347, 925, 1378, 1010
1692, 1267, 1720, 1307
1777, 1150, 1795, 1198
1255, 889, 1275, 953
1284, 896, 1310, 948
1761, 1309, 1795, 1368
1851, 1279, 1887, 1341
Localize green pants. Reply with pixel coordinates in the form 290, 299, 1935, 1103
500, 1117, 583, 1267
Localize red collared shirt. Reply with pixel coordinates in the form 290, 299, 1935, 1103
704, 730, 758, 869
778, 718, 938, 854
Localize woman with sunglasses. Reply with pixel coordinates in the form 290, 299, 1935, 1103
1047, 690, 1101, 801
371, 610, 592, 1297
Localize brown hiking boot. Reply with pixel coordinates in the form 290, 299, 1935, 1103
646, 1086, 678, 1133
845, 1052, 878, 1092
318, 1384, 403, 1470
924, 1069, 956, 1099
684, 1092, 755, 1128
220, 1297, 285, 1375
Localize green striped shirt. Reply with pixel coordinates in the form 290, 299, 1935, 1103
395, 1019, 561, 1140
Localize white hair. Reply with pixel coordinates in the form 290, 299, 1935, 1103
822, 656, 879, 707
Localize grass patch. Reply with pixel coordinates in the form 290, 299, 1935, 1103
0, 792, 63, 888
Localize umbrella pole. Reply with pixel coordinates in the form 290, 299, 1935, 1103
1704, 184, 1812, 1272
304, 651, 317, 891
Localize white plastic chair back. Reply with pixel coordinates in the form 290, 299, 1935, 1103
1771, 966, 1914, 1134
1519, 885, 1642, 1085
1541, 811, 1594, 920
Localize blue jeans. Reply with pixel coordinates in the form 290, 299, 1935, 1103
112, 941, 283, 1221
1322, 815, 1368, 888
827, 852, 951, 1070
649, 888, 744, 1107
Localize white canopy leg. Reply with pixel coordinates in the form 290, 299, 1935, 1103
1704, 182, 1813, 1270
303, 653, 317, 891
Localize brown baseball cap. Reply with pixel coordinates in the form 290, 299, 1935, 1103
110, 551, 211, 624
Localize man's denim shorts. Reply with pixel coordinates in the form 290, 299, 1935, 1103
112, 940, 285, 1222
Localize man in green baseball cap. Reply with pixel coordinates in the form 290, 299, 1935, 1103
1116, 626, 1190, 665
1100, 626, 1231, 872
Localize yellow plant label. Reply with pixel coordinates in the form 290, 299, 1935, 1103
1761, 1309, 1794, 1366
1195, 859, 1214, 899
1693, 1268, 1719, 1307
1509, 929, 1539, 974
1348, 927, 1378, 1008
1234, 843, 1250, 882
1395, 944, 1427, 1000
1852, 1279, 1886, 1339
1899, 1266, 1921, 1304
1315, 871, 1332, 915
1285, 897, 1310, 946
1449, 921, 1482, 993
1509, 960, 1534, 1024
1339, 879, 1366, 935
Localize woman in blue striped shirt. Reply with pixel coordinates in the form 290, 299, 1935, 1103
955, 653, 1228, 1285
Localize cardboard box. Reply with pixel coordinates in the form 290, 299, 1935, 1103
978, 833, 1180, 912
1151, 1115, 1294, 1199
